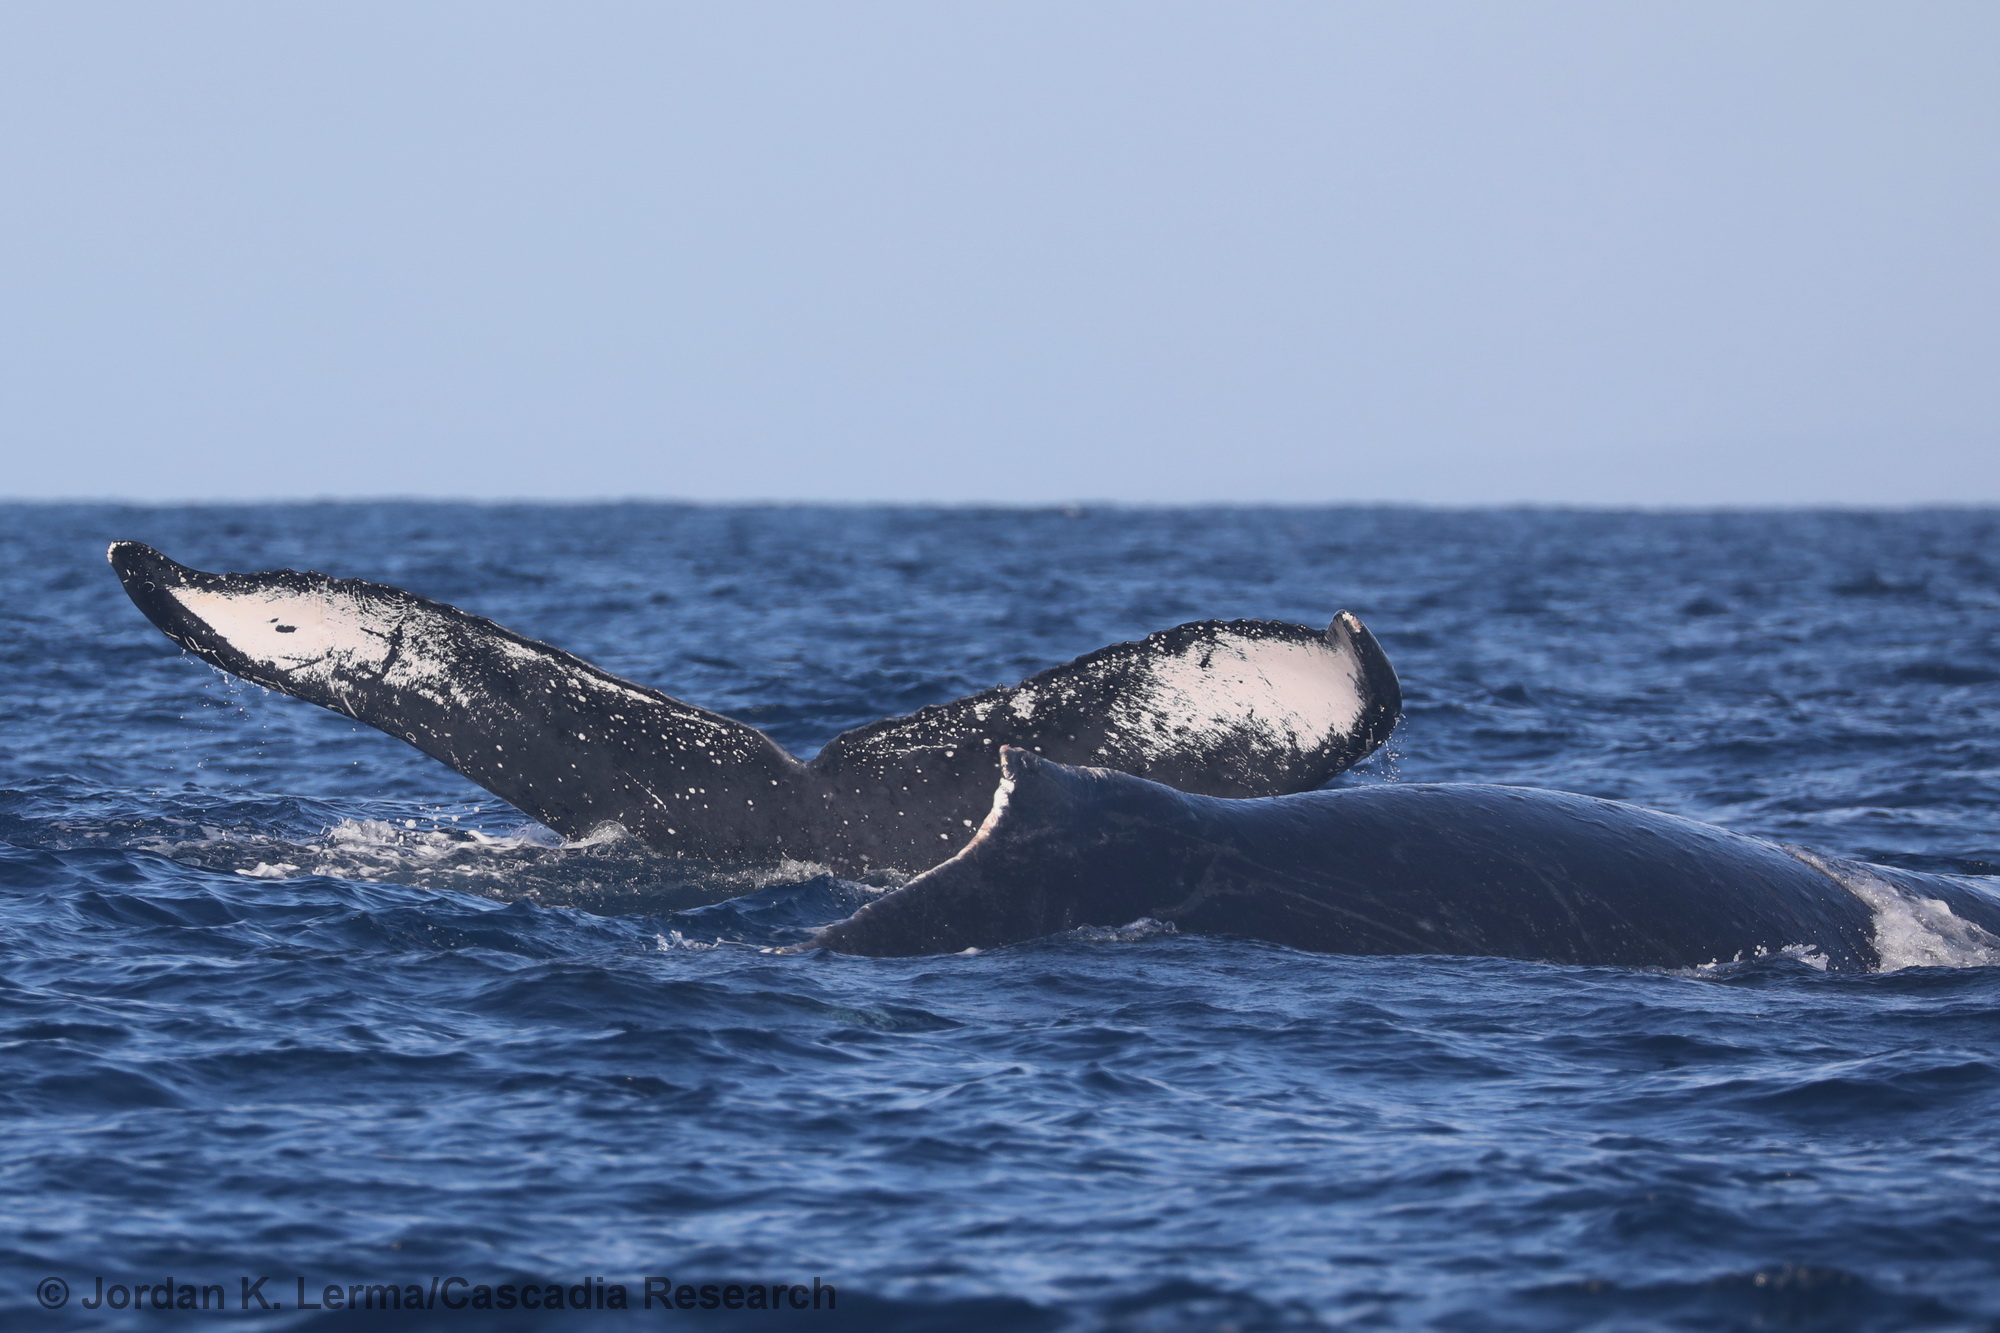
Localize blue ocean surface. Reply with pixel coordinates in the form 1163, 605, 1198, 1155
5, 503, 2000, 1331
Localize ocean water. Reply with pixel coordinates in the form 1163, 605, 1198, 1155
5, 503, 2000, 1332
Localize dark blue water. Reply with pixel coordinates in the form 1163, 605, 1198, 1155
6, 504, 2000, 1331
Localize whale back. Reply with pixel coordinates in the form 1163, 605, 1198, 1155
813, 754, 1886, 970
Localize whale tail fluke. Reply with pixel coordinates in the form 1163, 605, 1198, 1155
109, 542, 1401, 876
106, 540, 811, 859
810, 610, 1401, 804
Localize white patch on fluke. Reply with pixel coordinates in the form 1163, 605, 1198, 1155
168, 581, 650, 719
172, 586, 399, 686
1109, 635, 1364, 762
1790, 850, 2000, 970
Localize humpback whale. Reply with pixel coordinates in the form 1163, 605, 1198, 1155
810, 749, 2000, 971
106, 542, 1399, 877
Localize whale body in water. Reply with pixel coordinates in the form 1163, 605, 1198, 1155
810, 749, 2000, 971
107, 542, 1400, 876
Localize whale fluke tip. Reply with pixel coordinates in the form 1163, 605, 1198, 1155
1324, 609, 1401, 749
107, 540, 164, 575
106, 541, 196, 590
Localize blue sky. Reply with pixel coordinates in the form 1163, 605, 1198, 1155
2, 3, 1994, 504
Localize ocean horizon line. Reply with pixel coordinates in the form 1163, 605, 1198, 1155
6, 495, 1999, 514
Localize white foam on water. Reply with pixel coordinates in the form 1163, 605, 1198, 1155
655, 930, 770, 952
150, 814, 837, 917
1678, 943, 1831, 976
1789, 849, 2000, 971
1067, 917, 1179, 944
717, 856, 839, 891
152, 816, 565, 886
181, 818, 829, 886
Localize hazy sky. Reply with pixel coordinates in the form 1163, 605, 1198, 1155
2, 3, 1994, 504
